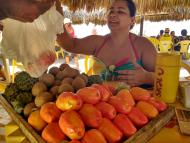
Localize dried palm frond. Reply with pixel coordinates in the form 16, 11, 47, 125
60, 0, 190, 25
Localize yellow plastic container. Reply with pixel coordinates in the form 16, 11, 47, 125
0, 81, 8, 93
154, 53, 181, 103
5, 121, 28, 143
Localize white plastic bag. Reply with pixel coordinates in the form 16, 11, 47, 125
1, 4, 64, 77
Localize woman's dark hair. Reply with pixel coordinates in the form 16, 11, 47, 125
124, 0, 136, 17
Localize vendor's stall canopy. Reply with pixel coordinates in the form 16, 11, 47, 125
60, 0, 190, 25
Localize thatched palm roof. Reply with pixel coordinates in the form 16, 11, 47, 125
60, 0, 190, 24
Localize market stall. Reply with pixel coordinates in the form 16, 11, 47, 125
0, 67, 176, 143
0, 63, 190, 143
1, 0, 190, 143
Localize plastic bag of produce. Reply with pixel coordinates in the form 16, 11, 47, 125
1, 4, 64, 77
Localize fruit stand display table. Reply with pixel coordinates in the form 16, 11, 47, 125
0, 94, 178, 143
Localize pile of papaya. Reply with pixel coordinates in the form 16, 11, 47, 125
27, 82, 167, 143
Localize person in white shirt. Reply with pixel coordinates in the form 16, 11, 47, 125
0, 0, 54, 22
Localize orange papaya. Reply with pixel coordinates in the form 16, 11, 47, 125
79, 104, 102, 128
42, 122, 66, 143
77, 87, 101, 104
147, 97, 167, 112
117, 89, 135, 106
40, 102, 62, 123
108, 96, 132, 114
69, 140, 81, 143
130, 87, 151, 101
102, 82, 117, 95
59, 110, 85, 140
95, 101, 117, 120
128, 107, 148, 127
28, 110, 47, 132
98, 118, 123, 143
56, 92, 83, 111
136, 101, 159, 119
113, 114, 137, 137
92, 84, 112, 101
82, 129, 107, 143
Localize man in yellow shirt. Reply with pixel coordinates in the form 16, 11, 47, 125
158, 28, 173, 52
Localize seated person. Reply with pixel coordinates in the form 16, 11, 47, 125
175, 29, 190, 52
57, 0, 156, 87
158, 28, 173, 52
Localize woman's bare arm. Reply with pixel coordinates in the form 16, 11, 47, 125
139, 36, 157, 85
57, 30, 105, 55
139, 36, 157, 72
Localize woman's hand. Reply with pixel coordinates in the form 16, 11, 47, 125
7, 0, 55, 22
116, 63, 154, 87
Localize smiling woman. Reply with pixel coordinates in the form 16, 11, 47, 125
57, 0, 156, 87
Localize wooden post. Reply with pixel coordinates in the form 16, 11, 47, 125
139, 15, 144, 36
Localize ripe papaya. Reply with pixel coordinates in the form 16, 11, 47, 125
128, 107, 148, 127
130, 87, 151, 101
77, 87, 101, 104
113, 114, 137, 137
56, 92, 83, 111
42, 123, 66, 143
116, 89, 135, 106
92, 84, 112, 101
98, 118, 123, 143
79, 104, 102, 128
59, 110, 85, 140
40, 102, 62, 123
147, 97, 167, 112
108, 96, 132, 114
28, 110, 47, 132
136, 101, 159, 119
81, 129, 107, 143
69, 140, 81, 143
95, 101, 117, 120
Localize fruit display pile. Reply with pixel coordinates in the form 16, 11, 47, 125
3, 64, 102, 116
3, 63, 167, 143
